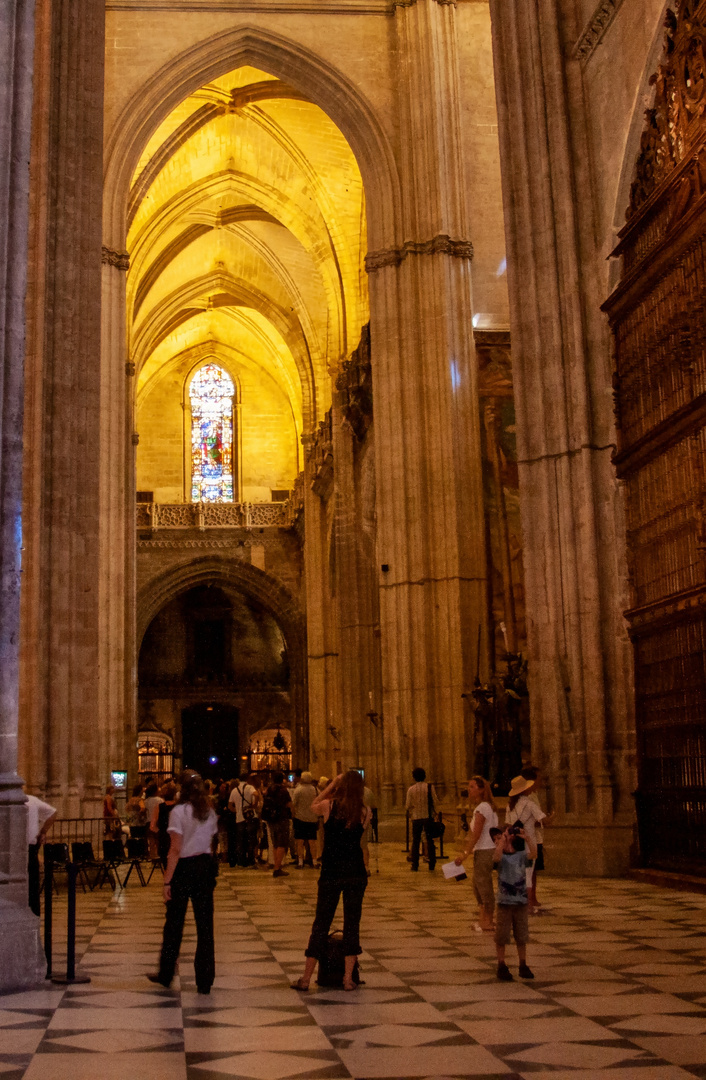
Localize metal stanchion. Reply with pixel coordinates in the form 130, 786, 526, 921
51, 863, 90, 985
44, 860, 53, 980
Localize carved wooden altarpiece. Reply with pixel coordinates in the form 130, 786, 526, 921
603, 0, 706, 872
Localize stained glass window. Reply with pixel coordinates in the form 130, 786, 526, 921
189, 363, 235, 502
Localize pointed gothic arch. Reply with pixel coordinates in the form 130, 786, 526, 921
103, 25, 401, 254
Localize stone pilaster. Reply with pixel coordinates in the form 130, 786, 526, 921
489, 0, 635, 871
20, 0, 106, 817
0, 0, 44, 989
302, 420, 341, 778
367, 0, 487, 808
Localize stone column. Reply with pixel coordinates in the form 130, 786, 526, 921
489, 0, 635, 872
100, 249, 131, 794
19, 0, 106, 817
0, 0, 44, 989
366, 0, 487, 809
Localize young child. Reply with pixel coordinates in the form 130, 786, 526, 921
492, 824, 537, 981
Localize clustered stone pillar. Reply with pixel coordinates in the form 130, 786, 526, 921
366, 0, 488, 808
19, 0, 109, 817
0, 0, 44, 989
489, 0, 636, 872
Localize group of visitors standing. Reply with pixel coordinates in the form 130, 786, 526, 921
31, 757, 551, 995
454, 764, 552, 980
147, 767, 372, 996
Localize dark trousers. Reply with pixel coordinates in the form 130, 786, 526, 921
226, 814, 238, 867
305, 876, 367, 959
411, 817, 436, 870
235, 820, 257, 866
158, 854, 215, 991
28, 844, 41, 916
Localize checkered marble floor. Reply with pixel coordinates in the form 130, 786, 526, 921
2, 845, 706, 1080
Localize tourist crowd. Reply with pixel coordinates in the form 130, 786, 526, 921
26, 761, 551, 990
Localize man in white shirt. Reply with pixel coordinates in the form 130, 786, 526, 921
26, 792, 57, 916
228, 774, 258, 867
405, 767, 439, 872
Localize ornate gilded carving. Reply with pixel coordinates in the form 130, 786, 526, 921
626, 2, 706, 216
125, 361, 135, 377
365, 234, 473, 273
336, 324, 373, 441
101, 245, 130, 270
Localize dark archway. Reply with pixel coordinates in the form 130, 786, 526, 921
181, 703, 240, 781
137, 558, 307, 768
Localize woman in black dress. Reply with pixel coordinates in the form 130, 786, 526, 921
291, 770, 370, 992
151, 780, 177, 867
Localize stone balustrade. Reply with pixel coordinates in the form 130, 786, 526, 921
136, 500, 297, 529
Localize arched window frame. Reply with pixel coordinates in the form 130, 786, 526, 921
182, 360, 241, 503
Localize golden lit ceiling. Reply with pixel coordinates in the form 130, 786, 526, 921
129, 65, 369, 432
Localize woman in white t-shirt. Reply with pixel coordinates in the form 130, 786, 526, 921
148, 770, 218, 995
455, 776, 499, 931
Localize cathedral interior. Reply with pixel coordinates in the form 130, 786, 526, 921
2, 0, 706, 1020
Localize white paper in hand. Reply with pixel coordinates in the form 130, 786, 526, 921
443, 860, 467, 881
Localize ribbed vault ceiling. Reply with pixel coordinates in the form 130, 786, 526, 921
129, 65, 369, 433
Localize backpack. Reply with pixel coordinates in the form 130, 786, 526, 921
316, 931, 362, 987
261, 786, 286, 823
241, 786, 255, 823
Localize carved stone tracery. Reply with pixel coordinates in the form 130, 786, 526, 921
335, 323, 372, 441
306, 411, 334, 501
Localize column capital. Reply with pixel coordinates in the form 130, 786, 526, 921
394, 0, 457, 7
101, 245, 130, 271
365, 234, 473, 272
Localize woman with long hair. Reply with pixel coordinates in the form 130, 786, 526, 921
151, 780, 178, 868
148, 770, 218, 994
454, 775, 498, 931
291, 770, 371, 992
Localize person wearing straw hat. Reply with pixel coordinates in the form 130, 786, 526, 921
505, 774, 547, 909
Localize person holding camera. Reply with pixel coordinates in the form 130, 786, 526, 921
491, 822, 537, 981
290, 771, 371, 992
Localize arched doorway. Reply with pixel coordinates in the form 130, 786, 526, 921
137, 558, 307, 779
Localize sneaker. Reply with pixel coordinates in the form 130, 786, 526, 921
273, 868, 289, 878
518, 963, 534, 979
496, 962, 513, 982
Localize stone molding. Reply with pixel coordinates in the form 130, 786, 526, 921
574, 0, 624, 63
393, 0, 456, 7
138, 539, 250, 550
365, 234, 473, 272
101, 245, 130, 270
